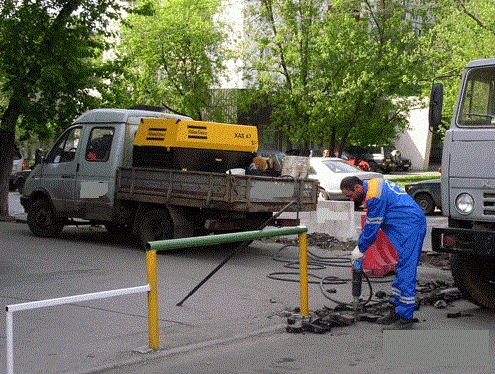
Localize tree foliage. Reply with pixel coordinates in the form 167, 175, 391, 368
243, 0, 431, 153
105, 0, 228, 120
0, 0, 121, 218
420, 0, 495, 133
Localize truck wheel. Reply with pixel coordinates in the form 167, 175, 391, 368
27, 200, 64, 237
414, 193, 435, 215
139, 209, 173, 250
450, 254, 495, 309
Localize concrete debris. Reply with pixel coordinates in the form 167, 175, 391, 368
284, 277, 466, 334
284, 280, 466, 334
284, 302, 394, 334
374, 290, 388, 300
420, 252, 450, 269
416, 280, 464, 308
446, 311, 473, 318
285, 309, 352, 334
355, 313, 381, 322
307, 233, 357, 250
437, 287, 463, 298
434, 299, 447, 309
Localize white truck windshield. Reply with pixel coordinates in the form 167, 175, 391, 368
458, 67, 495, 127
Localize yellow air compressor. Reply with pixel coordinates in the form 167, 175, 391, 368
133, 117, 258, 173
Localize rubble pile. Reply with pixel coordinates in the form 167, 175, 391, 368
283, 301, 399, 334
282, 279, 466, 334
416, 280, 464, 309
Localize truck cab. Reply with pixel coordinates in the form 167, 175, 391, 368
430, 58, 495, 309
21, 108, 190, 237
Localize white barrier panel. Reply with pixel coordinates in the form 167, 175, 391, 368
5, 285, 150, 374
305, 200, 357, 241
277, 200, 358, 241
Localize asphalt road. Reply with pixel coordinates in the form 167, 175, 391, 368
2, 191, 494, 374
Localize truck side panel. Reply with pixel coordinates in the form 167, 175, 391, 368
116, 167, 318, 213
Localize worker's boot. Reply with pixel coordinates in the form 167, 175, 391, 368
376, 309, 400, 325
381, 316, 414, 331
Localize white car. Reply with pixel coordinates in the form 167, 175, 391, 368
9, 147, 27, 191
309, 157, 383, 200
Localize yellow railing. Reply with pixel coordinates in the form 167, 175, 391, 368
145, 226, 309, 350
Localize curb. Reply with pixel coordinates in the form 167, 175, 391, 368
76, 324, 287, 374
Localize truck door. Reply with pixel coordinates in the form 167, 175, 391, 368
74, 126, 118, 221
41, 126, 82, 214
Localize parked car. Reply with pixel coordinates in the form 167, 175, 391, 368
11, 169, 31, 194
308, 157, 383, 200
365, 145, 411, 173
9, 147, 27, 191
404, 179, 441, 215
339, 150, 370, 171
393, 150, 412, 171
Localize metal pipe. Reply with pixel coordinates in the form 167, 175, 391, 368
146, 250, 159, 350
147, 226, 308, 251
298, 233, 309, 316
5, 285, 150, 374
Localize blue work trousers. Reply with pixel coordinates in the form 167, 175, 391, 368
390, 225, 426, 320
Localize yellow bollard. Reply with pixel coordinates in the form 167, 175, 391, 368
298, 233, 309, 316
146, 250, 159, 350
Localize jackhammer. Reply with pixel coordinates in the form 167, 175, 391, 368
352, 259, 364, 311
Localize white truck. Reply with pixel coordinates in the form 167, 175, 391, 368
430, 58, 495, 309
21, 108, 319, 249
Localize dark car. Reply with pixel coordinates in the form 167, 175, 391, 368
405, 179, 441, 215
395, 155, 412, 172
12, 169, 31, 194
364, 145, 412, 173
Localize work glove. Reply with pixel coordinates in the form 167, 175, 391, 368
351, 246, 364, 264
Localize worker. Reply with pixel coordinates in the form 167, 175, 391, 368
340, 176, 426, 330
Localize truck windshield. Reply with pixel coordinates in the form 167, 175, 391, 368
458, 66, 495, 127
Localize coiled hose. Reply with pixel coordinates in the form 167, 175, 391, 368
268, 244, 392, 308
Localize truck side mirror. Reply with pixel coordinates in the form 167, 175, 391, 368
429, 82, 444, 131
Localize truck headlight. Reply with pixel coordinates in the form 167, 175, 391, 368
455, 193, 474, 215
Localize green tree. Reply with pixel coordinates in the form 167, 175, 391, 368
0, 0, 121, 219
242, 0, 325, 148
105, 0, 228, 120
420, 0, 495, 132
312, 0, 429, 153
242, 0, 430, 153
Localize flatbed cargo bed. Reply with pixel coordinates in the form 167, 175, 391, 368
116, 167, 319, 213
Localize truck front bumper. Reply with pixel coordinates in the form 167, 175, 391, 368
432, 227, 495, 256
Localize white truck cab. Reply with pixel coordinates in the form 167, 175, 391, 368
22, 108, 190, 237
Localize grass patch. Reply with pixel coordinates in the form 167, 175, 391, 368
387, 175, 440, 189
